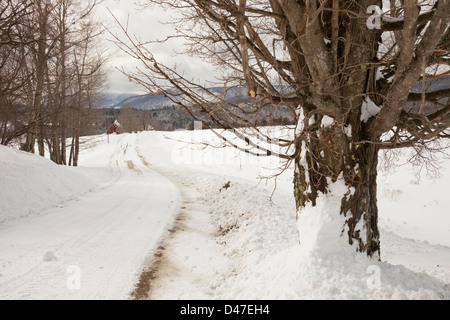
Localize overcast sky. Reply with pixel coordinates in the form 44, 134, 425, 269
97, 0, 214, 94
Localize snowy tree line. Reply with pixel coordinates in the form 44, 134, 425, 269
0, 0, 106, 166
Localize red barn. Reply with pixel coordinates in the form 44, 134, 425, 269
107, 122, 120, 135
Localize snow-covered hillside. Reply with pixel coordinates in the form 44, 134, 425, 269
99, 93, 139, 108
0, 129, 449, 299
98, 87, 250, 110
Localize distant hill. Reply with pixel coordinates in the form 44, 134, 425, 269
110, 93, 177, 110
98, 86, 250, 110
411, 75, 450, 92
99, 75, 449, 111
98, 93, 140, 108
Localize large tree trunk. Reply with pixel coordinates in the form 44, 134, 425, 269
342, 139, 380, 258
294, 119, 381, 259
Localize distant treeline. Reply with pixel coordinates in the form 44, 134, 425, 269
95, 104, 296, 134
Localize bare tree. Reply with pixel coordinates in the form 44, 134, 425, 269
68, 14, 107, 167
112, 0, 449, 258
0, 0, 34, 146
1, 0, 106, 166
117, 104, 143, 133
49, 0, 106, 166
19, 0, 57, 156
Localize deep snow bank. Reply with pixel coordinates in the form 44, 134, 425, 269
0, 143, 110, 224
188, 174, 449, 299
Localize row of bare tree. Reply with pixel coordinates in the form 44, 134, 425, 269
0, 0, 106, 166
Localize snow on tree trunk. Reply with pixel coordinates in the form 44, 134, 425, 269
342, 140, 380, 258
293, 113, 381, 259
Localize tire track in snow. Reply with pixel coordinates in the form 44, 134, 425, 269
130, 139, 231, 300
0, 134, 181, 299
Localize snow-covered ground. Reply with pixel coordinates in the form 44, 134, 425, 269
0, 134, 180, 299
0, 129, 449, 299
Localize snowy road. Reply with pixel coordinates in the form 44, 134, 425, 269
0, 134, 180, 299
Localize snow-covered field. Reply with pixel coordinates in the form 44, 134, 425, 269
0, 129, 449, 300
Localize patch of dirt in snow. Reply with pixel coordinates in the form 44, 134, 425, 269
130, 174, 231, 300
